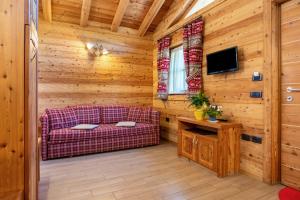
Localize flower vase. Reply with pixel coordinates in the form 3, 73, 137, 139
194, 109, 204, 121
208, 116, 217, 122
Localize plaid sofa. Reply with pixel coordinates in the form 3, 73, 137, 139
40, 105, 160, 160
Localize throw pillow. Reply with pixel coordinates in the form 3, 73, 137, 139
102, 106, 129, 124
46, 108, 64, 130
73, 105, 101, 124
127, 107, 142, 122
139, 107, 152, 123
63, 108, 79, 128
46, 108, 78, 130
127, 107, 152, 123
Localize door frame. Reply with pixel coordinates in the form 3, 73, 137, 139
263, 0, 290, 184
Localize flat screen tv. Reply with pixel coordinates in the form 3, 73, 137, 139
206, 46, 239, 75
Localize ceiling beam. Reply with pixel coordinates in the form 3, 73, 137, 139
111, 0, 130, 32
42, 0, 52, 23
80, 0, 92, 26
138, 0, 166, 36
165, 0, 195, 28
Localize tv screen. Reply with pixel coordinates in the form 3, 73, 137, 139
206, 47, 239, 75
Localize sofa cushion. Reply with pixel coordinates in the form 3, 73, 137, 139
72, 105, 101, 124
127, 107, 141, 121
46, 108, 79, 130
63, 108, 79, 128
46, 108, 64, 130
102, 106, 129, 124
48, 123, 156, 143
127, 107, 152, 123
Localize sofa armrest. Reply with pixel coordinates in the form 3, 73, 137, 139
40, 113, 50, 160
151, 110, 160, 144
151, 110, 160, 126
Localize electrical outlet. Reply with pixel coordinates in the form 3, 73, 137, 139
241, 134, 251, 141
241, 133, 262, 144
252, 136, 262, 144
250, 91, 263, 98
252, 72, 263, 81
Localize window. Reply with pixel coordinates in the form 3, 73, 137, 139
169, 46, 187, 94
185, 0, 215, 18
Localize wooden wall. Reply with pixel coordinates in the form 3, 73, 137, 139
38, 19, 153, 116
153, 0, 265, 179
0, 0, 25, 193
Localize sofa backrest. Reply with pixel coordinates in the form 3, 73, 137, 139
101, 105, 129, 124
127, 107, 152, 123
71, 105, 101, 124
45, 105, 154, 129
46, 108, 79, 130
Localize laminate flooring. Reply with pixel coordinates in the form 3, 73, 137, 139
39, 141, 283, 200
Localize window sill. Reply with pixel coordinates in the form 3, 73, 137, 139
168, 93, 187, 95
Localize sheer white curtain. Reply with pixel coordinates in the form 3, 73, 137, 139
168, 46, 187, 94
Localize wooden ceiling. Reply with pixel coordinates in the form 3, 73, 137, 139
40, 0, 179, 36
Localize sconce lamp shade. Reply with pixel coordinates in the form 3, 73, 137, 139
86, 41, 109, 56
86, 42, 94, 50
102, 49, 109, 55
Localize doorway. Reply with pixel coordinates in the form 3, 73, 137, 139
280, 0, 300, 190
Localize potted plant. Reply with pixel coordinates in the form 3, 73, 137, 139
206, 105, 223, 122
188, 92, 210, 120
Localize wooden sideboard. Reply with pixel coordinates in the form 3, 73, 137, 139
177, 117, 242, 177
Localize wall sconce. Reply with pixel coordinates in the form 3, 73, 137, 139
86, 41, 109, 56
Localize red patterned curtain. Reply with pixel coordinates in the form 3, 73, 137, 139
183, 18, 204, 94
157, 37, 171, 100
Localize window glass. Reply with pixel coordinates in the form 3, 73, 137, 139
169, 46, 187, 94
185, 0, 215, 18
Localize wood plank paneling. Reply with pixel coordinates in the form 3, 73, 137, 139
24, 21, 39, 200
281, 125, 300, 148
38, 19, 153, 116
153, 0, 265, 179
0, 0, 25, 193
281, 165, 300, 190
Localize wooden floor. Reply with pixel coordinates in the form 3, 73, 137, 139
39, 141, 283, 200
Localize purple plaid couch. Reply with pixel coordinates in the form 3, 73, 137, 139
40, 105, 160, 160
